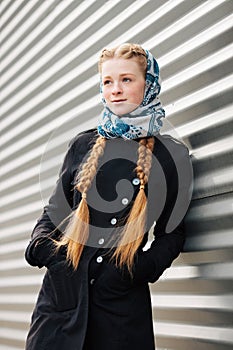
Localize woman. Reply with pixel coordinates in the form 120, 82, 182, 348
25, 43, 193, 350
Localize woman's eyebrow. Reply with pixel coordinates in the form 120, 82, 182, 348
120, 73, 136, 77
103, 73, 136, 79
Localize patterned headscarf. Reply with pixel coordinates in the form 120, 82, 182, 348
97, 49, 165, 139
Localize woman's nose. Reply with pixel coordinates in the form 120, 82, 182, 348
111, 81, 122, 95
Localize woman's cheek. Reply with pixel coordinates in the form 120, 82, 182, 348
103, 89, 110, 103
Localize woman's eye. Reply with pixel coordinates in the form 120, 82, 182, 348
103, 80, 111, 85
123, 77, 131, 83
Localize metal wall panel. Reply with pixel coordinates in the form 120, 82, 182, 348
0, 0, 232, 349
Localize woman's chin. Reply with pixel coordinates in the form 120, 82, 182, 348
109, 103, 139, 116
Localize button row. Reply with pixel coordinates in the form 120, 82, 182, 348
90, 180, 139, 286
109, 178, 140, 227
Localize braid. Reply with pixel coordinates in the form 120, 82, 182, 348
139, 137, 154, 185
136, 138, 147, 186
56, 135, 106, 269
77, 136, 106, 195
111, 137, 155, 275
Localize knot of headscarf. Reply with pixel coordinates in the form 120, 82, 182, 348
97, 49, 165, 140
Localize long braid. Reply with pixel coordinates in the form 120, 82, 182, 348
143, 137, 154, 184
136, 138, 147, 186
76, 136, 106, 195
111, 137, 155, 275
56, 136, 106, 269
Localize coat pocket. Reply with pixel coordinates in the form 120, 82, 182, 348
48, 261, 79, 312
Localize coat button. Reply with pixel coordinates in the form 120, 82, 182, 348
121, 197, 129, 205
96, 256, 103, 263
110, 218, 117, 225
132, 178, 140, 185
98, 238, 104, 245
90, 278, 95, 285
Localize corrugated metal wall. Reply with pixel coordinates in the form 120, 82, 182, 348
0, 0, 232, 349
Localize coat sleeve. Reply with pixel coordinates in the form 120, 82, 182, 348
133, 142, 193, 284
25, 137, 79, 268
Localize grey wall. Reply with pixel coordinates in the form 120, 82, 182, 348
0, 1, 232, 349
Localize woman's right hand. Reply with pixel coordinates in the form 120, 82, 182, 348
25, 236, 66, 269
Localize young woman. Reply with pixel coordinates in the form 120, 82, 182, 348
25, 43, 193, 350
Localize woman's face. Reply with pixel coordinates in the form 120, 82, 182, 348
101, 58, 145, 116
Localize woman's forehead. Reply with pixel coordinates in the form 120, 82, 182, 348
101, 58, 144, 77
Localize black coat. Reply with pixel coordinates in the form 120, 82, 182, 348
25, 129, 192, 350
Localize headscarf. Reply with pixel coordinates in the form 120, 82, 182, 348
97, 49, 165, 139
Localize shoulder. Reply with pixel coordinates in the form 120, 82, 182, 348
155, 133, 191, 159
68, 127, 98, 150
153, 134, 193, 179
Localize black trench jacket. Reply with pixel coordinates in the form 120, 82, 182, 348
25, 129, 192, 350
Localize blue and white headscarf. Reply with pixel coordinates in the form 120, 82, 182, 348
97, 49, 165, 139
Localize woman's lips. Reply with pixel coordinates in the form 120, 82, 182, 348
111, 99, 127, 103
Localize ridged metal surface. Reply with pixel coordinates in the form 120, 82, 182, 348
0, 0, 232, 349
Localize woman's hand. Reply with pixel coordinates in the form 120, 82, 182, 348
25, 236, 66, 269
